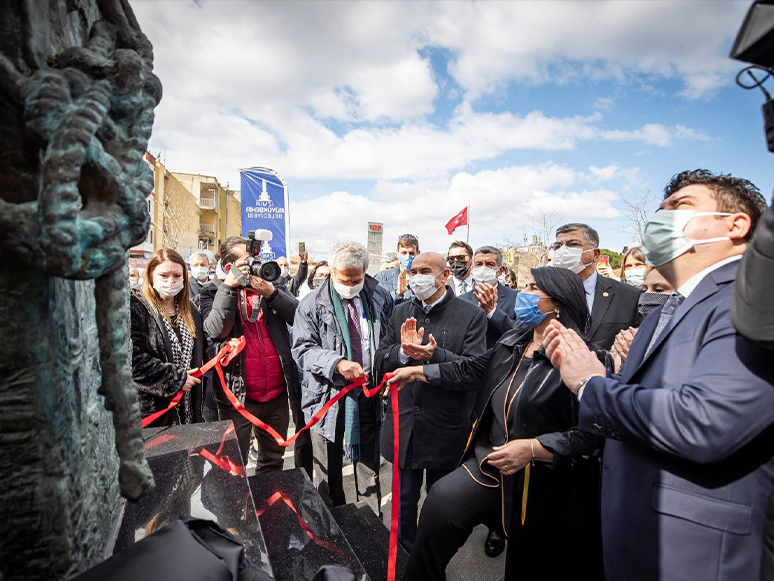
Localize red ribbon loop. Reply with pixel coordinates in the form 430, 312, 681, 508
140, 336, 400, 581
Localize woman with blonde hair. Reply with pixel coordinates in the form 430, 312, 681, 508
131, 248, 204, 426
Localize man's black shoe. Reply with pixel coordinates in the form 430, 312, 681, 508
484, 529, 506, 558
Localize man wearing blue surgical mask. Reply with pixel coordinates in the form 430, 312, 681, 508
544, 169, 774, 581
375, 233, 420, 305
550, 223, 640, 350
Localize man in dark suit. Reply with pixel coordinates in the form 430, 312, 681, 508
551, 223, 640, 350
459, 245, 519, 349
375, 251, 487, 553
545, 170, 774, 581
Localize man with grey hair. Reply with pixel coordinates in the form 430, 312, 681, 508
188, 250, 211, 303
292, 241, 394, 515
550, 223, 639, 349
460, 245, 521, 351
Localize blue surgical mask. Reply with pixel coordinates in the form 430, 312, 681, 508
642, 210, 731, 267
399, 254, 415, 271
514, 292, 548, 328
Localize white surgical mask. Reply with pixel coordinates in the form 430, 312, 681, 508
334, 280, 364, 300
153, 279, 184, 299
191, 265, 209, 281
623, 266, 648, 287
551, 246, 597, 274
497, 274, 507, 285
129, 277, 138, 287
409, 273, 441, 301
642, 210, 732, 267
280, 266, 290, 278
471, 266, 498, 285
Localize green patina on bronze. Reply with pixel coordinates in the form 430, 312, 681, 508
0, 1, 161, 579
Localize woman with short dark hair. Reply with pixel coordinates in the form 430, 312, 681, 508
131, 248, 204, 426
390, 266, 610, 580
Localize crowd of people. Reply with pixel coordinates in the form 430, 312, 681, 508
128, 168, 774, 581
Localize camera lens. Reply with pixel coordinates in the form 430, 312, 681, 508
259, 261, 282, 283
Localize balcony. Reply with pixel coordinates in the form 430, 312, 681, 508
199, 223, 216, 238
199, 195, 217, 210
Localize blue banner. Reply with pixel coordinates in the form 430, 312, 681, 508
240, 167, 289, 261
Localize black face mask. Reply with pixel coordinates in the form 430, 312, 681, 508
637, 292, 669, 319
448, 261, 470, 278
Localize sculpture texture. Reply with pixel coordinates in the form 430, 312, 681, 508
0, 1, 160, 578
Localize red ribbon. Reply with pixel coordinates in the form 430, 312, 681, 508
140, 337, 401, 581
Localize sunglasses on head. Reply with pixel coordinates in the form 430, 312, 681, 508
399, 234, 418, 241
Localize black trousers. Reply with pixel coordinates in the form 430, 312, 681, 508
398, 440, 450, 553
310, 392, 382, 518
289, 394, 313, 480
218, 391, 289, 472
404, 465, 500, 581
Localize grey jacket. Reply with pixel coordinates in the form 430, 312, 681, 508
292, 275, 394, 441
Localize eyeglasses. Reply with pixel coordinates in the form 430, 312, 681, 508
447, 255, 470, 264
549, 240, 586, 251
399, 234, 418, 241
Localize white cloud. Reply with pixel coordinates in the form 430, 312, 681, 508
289, 162, 630, 259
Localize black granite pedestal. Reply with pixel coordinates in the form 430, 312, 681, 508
329, 504, 408, 581
114, 421, 273, 577
248, 469, 369, 581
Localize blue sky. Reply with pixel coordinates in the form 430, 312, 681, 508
133, 0, 771, 259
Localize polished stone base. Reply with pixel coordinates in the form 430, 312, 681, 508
248, 469, 368, 581
330, 503, 409, 581
114, 421, 273, 577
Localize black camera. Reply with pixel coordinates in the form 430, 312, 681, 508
245, 229, 281, 283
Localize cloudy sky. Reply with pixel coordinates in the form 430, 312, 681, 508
133, 0, 771, 259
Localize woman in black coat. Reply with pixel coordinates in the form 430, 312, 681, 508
131, 248, 204, 426
388, 266, 611, 581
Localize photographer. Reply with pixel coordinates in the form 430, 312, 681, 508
200, 236, 308, 473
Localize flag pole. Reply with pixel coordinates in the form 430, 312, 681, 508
466, 202, 470, 244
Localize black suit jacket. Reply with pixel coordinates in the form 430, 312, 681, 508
587, 275, 641, 350
459, 282, 520, 349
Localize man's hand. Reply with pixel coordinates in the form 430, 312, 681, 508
401, 317, 424, 346
544, 320, 606, 392
401, 334, 437, 362
336, 359, 365, 381
224, 258, 249, 288
250, 276, 275, 297
397, 269, 409, 296
384, 366, 427, 395
486, 440, 532, 476
473, 282, 498, 314
300, 251, 308, 263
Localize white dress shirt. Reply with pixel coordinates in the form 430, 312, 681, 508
452, 273, 474, 296
348, 296, 372, 374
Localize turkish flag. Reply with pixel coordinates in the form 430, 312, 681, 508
445, 206, 468, 235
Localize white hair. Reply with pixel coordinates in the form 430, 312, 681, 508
330, 241, 369, 271
189, 251, 210, 264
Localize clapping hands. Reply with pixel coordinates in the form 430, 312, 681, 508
400, 317, 437, 361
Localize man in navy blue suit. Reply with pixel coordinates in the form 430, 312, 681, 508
545, 170, 774, 581
458, 245, 520, 349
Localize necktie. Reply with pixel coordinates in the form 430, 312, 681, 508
346, 299, 363, 365
645, 292, 685, 356
460, 280, 468, 295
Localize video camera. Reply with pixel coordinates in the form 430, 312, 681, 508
244, 229, 281, 284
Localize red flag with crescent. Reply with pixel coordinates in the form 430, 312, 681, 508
445, 206, 468, 235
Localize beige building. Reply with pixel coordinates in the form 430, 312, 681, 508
130, 157, 243, 265
172, 172, 241, 256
